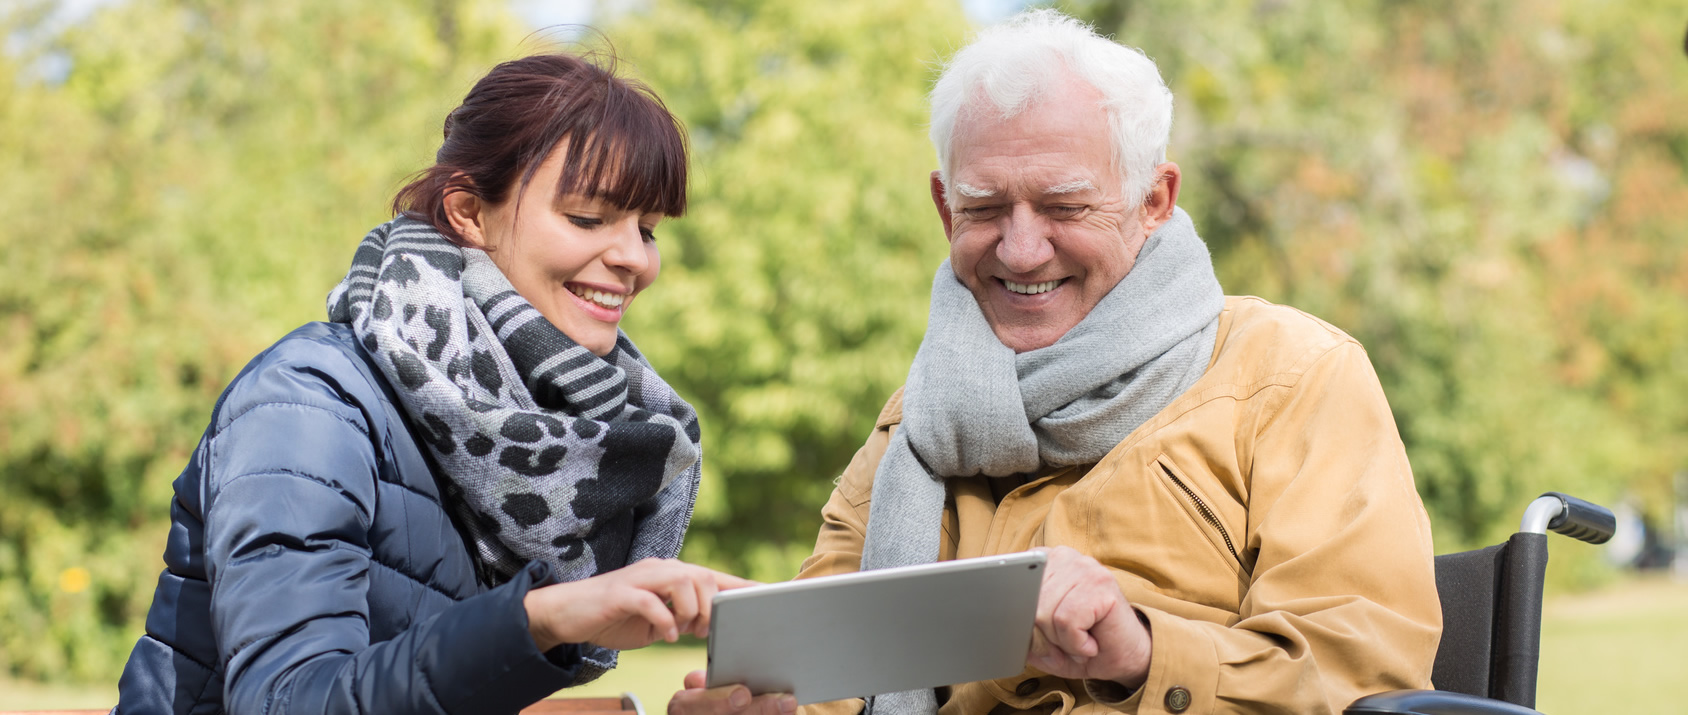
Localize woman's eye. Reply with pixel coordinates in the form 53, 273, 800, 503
566, 215, 602, 229
639, 227, 658, 243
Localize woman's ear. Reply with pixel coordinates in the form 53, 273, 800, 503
442, 184, 492, 249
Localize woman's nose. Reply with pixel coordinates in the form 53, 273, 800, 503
603, 219, 652, 274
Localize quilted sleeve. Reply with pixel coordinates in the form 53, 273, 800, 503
202, 359, 581, 715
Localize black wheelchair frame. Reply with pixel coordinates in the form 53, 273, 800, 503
1346, 492, 1617, 715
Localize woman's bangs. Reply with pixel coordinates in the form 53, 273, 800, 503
554, 86, 688, 217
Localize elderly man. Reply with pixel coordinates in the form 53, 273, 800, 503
673, 9, 1439, 715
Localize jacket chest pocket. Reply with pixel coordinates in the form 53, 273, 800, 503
1152, 455, 1245, 577
1059, 455, 1248, 613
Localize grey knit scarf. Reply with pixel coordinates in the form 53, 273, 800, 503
860, 207, 1223, 715
327, 216, 700, 682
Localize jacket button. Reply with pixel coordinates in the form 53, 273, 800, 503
1015, 678, 1040, 696
1165, 686, 1192, 712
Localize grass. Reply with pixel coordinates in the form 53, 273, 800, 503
5, 578, 1684, 712
0, 675, 118, 711
1535, 575, 1688, 713
559, 637, 708, 712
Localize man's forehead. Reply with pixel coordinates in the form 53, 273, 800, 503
947, 86, 1115, 199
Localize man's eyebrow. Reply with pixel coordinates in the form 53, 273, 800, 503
953, 182, 996, 199
1045, 179, 1096, 195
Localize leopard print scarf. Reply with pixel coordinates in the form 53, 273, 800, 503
328, 217, 700, 678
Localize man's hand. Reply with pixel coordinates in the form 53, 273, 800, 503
1028, 546, 1153, 688
523, 558, 757, 652
667, 669, 796, 715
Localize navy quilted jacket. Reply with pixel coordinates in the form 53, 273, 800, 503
116, 322, 583, 714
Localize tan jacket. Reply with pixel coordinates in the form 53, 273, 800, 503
796, 297, 1441, 715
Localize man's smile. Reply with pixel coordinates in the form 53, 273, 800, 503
1002, 278, 1065, 295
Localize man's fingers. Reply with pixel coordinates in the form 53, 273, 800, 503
1050, 592, 1102, 658
1036, 644, 1075, 673
726, 693, 796, 715
1034, 560, 1079, 626
1034, 546, 1117, 666
666, 683, 794, 715
1027, 627, 1046, 658
1039, 570, 1095, 658
683, 669, 707, 690
1031, 547, 1152, 684
1027, 627, 1058, 664
667, 684, 751, 715
1028, 626, 1077, 675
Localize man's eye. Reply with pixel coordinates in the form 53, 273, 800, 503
566, 215, 602, 228
1046, 205, 1084, 219
960, 206, 1002, 220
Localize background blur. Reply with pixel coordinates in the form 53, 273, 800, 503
2, 0, 1686, 709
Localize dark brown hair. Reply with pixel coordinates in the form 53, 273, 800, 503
394, 51, 688, 245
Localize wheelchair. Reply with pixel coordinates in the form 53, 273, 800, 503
1346, 492, 1617, 715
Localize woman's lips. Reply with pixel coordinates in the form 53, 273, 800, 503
566, 283, 628, 321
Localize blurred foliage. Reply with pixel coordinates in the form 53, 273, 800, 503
1, 0, 1685, 688
1061, 0, 1688, 550
0, 0, 533, 681
605, 0, 968, 579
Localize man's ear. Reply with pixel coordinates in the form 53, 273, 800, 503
1138, 162, 1183, 234
442, 182, 491, 249
930, 171, 955, 239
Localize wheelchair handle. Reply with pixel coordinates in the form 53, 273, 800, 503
1519, 492, 1615, 544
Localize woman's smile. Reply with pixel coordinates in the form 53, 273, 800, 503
566, 281, 631, 320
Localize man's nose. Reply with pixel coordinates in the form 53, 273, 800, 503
996, 204, 1054, 273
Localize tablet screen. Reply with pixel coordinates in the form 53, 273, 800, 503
706, 552, 1046, 704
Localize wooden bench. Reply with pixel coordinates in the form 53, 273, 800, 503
0, 692, 646, 715
525, 694, 647, 715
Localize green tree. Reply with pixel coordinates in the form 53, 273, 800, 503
606, 0, 970, 578
1060, 0, 1688, 551
0, 0, 531, 680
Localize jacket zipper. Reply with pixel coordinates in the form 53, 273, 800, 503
1160, 463, 1240, 563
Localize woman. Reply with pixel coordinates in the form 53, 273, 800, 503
115, 52, 749, 715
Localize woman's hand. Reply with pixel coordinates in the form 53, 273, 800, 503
523, 558, 757, 652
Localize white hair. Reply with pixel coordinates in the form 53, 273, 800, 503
928, 9, 1174, 209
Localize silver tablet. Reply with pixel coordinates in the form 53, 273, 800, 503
705, 551, 1046, 705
